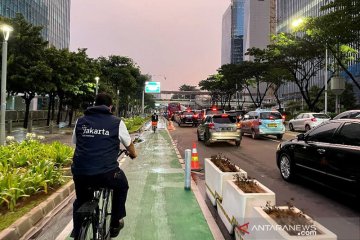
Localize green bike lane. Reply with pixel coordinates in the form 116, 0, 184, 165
116, 129, 214, 240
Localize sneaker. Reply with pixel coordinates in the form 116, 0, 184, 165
110, 219, 124, 238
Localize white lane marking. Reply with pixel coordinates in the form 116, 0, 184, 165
55, 219, 73, 240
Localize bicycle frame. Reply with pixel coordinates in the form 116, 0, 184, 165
78, 188, 113, 240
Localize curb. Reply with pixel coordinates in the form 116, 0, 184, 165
165, 128, 225, 240
0, 181, 75, 240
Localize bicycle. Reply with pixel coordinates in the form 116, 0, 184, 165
151, 121, 158, 133
77, 149, 128, 240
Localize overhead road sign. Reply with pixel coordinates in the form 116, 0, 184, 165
145, 81, 161, 93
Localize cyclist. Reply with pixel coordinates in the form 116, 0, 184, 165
71, 92, 137, 239
151, 112, 159, 132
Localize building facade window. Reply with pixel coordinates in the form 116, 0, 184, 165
0, 0, 70, 49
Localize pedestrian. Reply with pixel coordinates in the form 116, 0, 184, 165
71, 92, 137, 239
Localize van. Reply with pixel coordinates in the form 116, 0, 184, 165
239, 109, 285, 139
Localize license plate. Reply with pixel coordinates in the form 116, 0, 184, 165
267, 123, 277, 127
221, 127, 232, 131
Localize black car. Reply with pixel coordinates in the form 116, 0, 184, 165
176, 110, 199, 127
226, 110, 247, 122
276, 119, 360, 197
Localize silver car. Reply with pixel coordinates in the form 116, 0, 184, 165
197, 114, 241, 146
288, 113, 330, 132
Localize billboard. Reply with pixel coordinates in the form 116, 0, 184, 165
145, 81, 161, 93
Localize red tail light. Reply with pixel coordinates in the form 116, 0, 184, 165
212, 107, 217, 111
194, 114, 198, 118
221, 114, 229, 118
311, 117, 317, 122
236, 123, 241, 129
208, 123, 215, 129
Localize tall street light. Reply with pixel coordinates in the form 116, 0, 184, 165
94, 76, 100, 96
1, 24, 13, 146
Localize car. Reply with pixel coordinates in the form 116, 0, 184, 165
239, 109, 285, 140
200, 107, 225, 120
197, 114, 242, 146
333, 110, 360, 120
176, 110, 199, 127
288, 112, 331, 132
226, 110, 247, 122
276, 119, 360, 198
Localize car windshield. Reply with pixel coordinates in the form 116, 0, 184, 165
213, 115, 237, 124
260, 112, 282, 120
312, 114, 330, 119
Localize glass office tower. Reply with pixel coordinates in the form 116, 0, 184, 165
0, 0, 70, 49
277, 0, 360, 104
222, 0, 245, 65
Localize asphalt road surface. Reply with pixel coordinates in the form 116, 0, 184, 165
169, 125, 360, 240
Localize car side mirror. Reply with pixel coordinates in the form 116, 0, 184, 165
297, 133, 306, 141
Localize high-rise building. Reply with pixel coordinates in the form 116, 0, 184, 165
0, 0, 70, 49
243, 0, 271, 61
222, 0, 272, 64
276, 0, 360, 104
222, 0, 273, 108
221, 0, 245, 65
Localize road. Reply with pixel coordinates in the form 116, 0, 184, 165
169, 125, 360, 240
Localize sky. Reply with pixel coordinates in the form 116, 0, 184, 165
70, 0, 230, 91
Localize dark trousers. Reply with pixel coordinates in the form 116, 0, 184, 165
72, 167, 129, 238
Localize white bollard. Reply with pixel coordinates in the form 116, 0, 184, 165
184, 149, 191, 190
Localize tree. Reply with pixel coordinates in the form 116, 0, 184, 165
5, 14, 51, 128
199, 74, 224, 107
63, 49, 99, 126
267, 33, 325, 111
98, 56, 148, 117
247, 47, 293, 110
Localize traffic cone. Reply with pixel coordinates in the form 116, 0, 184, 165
168, 120, 175, 131
191, 142, 202, 171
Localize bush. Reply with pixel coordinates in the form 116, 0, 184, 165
0, 135, 74, 211
123, 116, 147, 131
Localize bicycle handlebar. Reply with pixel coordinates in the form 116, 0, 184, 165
118, 149, 128, 157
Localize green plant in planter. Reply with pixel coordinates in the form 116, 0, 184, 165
46, 141, 74, 166
233, 174, 265, 193
0, 136, 74, 211
210, 154, 239, 172
262, 199, 320, 236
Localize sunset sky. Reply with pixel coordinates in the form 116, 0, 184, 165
70, 0, 230, 91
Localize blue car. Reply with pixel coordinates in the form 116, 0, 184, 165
239, 109, 285, 139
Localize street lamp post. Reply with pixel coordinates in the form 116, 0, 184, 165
324, 47, 328, 114
95, 77, 100, 96
0, 24, 13, 145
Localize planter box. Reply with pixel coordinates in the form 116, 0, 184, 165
234, 206, 337, 240
217, 179, 275, 234
204, 158, 247, 206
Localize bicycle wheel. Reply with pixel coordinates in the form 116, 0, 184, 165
78, 218, 95, 240
98, 189, 113, 239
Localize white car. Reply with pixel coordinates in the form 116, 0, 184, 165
288, 113, 330, 132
